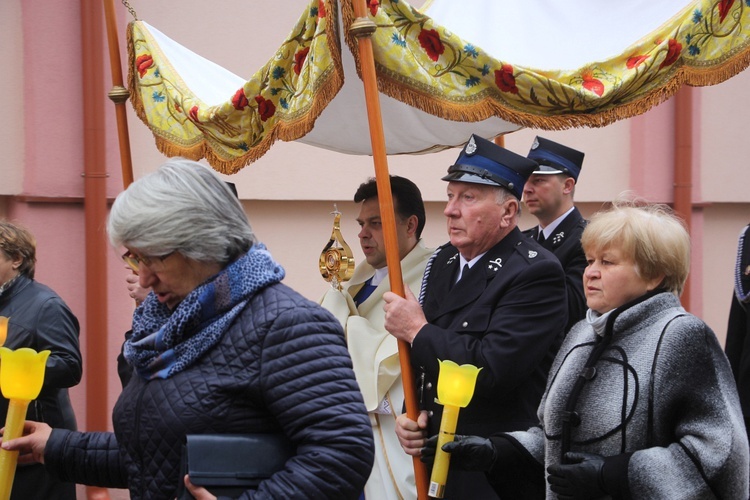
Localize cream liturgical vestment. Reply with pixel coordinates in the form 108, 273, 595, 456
321, 240, 434, 500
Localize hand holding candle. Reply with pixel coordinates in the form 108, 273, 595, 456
0, 347, 50, 500
428, 360, 481, 498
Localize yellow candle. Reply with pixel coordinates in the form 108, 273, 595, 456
0, 347, 50, 500
428, 360, 481, 498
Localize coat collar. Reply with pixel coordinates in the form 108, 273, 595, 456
0, 274, 31, 302
538, 207, 584, 249
428, 228, 526, 318
347, 240, 434, 315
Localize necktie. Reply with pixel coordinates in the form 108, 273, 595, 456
538, 229, 546, 244
353, 278, 377, 306
456, 263, 470, 285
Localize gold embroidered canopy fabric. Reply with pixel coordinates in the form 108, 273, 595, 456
128, 0, 750, 174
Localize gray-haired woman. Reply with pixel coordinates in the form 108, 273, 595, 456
2, 159, 375, 499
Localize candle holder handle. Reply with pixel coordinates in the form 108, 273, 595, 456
428, 404, 460, 498
0, 399, 31, 500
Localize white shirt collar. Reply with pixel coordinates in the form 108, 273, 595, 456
539, 206, 575, 239
370, 266, 389, 286
459, 252, 487, 272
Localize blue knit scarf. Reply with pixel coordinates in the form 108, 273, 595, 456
124, 244, 285, 379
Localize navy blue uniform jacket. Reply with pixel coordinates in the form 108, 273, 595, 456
523, 207, 587, 332
414, 227, 567, 437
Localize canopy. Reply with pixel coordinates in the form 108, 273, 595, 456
127, 0, 750, 174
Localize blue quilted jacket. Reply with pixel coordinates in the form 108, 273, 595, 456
44, 282, 375, 499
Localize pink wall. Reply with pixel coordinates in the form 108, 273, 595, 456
2, 3, 748, 498
14, 0, 136, 439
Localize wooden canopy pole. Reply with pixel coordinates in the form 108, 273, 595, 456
103, 0, 134, 187
349, 1, 428, 498
90, 2, 133, 495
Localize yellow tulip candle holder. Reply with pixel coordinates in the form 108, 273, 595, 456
428, 360, 481, 498
0, 347, 50, 500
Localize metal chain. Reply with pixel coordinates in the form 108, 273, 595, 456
121, 0, 138, 20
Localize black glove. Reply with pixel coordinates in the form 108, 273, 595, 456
547, 452, 607, 500
420, 434, 497, 471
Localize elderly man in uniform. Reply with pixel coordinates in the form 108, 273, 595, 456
383, 134, 567, 499
522, 136, 588, 331
321, 175, 434, 500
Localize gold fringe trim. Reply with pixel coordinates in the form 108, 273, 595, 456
126, 1, 345, 175
128, 0, 750, 171
365, 43, 750, 132
340, 0, 750, 131
203, 0, 345, 174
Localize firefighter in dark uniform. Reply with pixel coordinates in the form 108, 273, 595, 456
522, 136, 588, 332
384, 134, 567, 499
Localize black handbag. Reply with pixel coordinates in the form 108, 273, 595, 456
175, 433, 295, 499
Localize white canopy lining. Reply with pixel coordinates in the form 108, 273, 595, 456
424, 0, 694, 71
128, 0, 750, 171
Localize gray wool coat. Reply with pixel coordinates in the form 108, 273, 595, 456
507, 292, 749, 499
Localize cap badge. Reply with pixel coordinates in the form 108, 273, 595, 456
465, 136, 478, 156
531, 138, 540, 150
552, 232, 565, 245
488, 258, 503, 271
528, 250, 538, 258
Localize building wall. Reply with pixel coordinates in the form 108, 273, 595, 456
1, 1, 748, 498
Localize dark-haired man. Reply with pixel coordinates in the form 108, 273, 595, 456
321, 175, 433, 500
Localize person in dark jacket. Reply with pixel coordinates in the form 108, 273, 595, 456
0, 220, 82, 500
522, 136, 587, 332
725, 222, 750, 440
2, 159, 375, 499
423, 200, 749, 499
383, 134, 567, 499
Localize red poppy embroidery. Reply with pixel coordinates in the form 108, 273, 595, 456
318, 0, 326, 18
418, 29, 445, 62
367, 0, 379, 16
494, 64, 518, 94
659, 39, 682, 69
255, 96, 276, 122
136, 54, 153, 78
294, 47, 311, 75
189, 106, 199, 122
719, 0, 735, 23
626, 55, 649, 69
581, 70, 604, 96
232, 88, 249, 111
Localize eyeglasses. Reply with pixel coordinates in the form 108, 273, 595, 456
121, 250, 175, 274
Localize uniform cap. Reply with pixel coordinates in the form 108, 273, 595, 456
442, 134, 539, 200
527, 136, 584, 182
